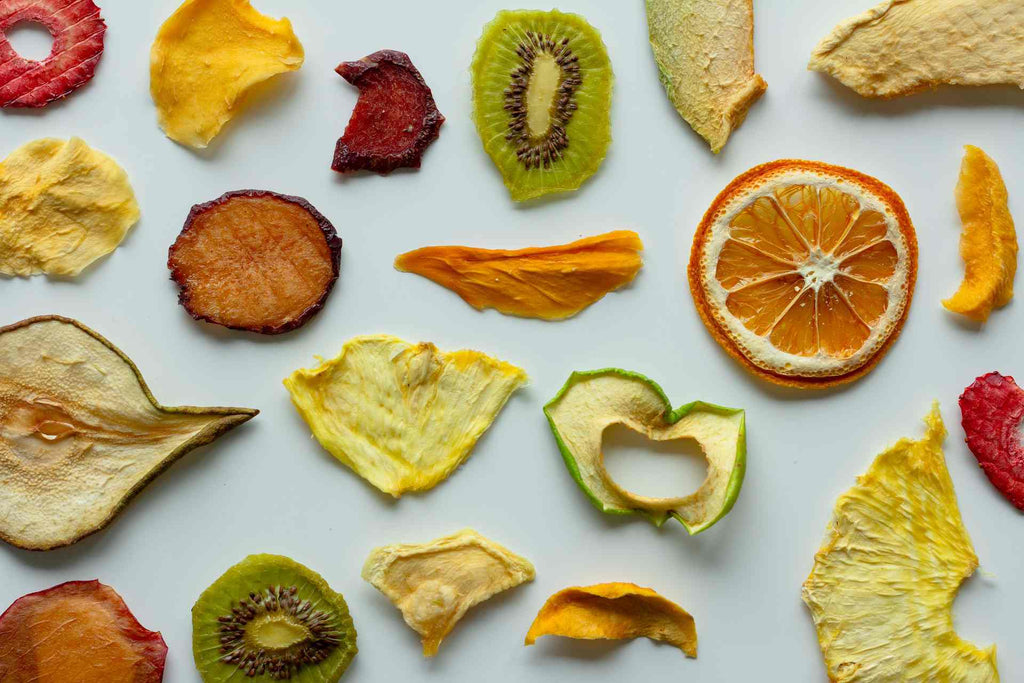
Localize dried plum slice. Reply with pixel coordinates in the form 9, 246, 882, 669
332, 49, 444, 175
960, 371, 1024, 510
168, 190, 342, 335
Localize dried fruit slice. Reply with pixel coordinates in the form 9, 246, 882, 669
284, 335, 526, 497
802, 404, 999, 680
193, 554, 356, 682
0, 316, 257, 550
943, 146, 1017, 322
168, 190, 341, 335
363, 529, 535, 657
545, 369, 745, 534
332, 50, 444, 175
689, 159, 917, 388
525, 583, 696, 657
960, 372, 1024, 510
0, 137, 139, 277
0, 580, 167, 682
394, 230, 643, 320
0, 0, 106, 107
809, 0, 1024, 98
647, 0, 766, 153
150, 0, 304, 149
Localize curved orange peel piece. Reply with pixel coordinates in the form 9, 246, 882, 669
524, 582, 696, 657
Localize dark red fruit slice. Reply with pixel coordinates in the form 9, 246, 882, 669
0, 0, 106, 108
168, 190, 342, 335
332, 49, 444, 174
0, 580, 167, 682
960, 371, 1024, 510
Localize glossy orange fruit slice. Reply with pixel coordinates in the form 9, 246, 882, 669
689, 160, 917, 388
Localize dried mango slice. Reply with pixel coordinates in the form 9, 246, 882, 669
525, 583, 697, 657
647, 0, 766, 153
362, 529, 535, 656
284, 335, 527, 497
802, 404, 999, 681
809, 0, 1024, 98
0, 580, 167, 682
394, 231, 643, 320
0, 316, 257, 550
943, 146, 1017, 322
150, 0, 304, 149
545, 369, 745, 534
0, 137, 139, 277
960, 372, 1024, 510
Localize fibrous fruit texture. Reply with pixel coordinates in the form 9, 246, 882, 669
647, 0, 766, 153
284, 335, 527, 497
545, 369, 745, 535
0, 316, 257, 550
809, 0, 1024, 98
0, 580, 167, 682
192, 554, 356, 682
471, 9, 613, 201
689, 159, 917, 388
150, 0, 304, 149
525, 583, 697, 657
332, 50, 444, 175
394, 230, 644, 320
0, 0, 106, 107
0, 137, 139, 277
362, 529, 535, 657
802, 404, 999, 681
960, 372, 1024, 510
168, 190, 342, 335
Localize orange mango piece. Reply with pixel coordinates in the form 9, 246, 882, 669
394, 230, 643, 320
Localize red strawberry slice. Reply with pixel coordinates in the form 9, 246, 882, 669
0, 0, 106, 108
960, 371, 1024, 510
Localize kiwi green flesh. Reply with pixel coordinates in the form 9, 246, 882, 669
472, 9, 613, 201
192, 554, 356, 682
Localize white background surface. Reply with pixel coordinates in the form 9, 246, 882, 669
1, 0, 1022, 680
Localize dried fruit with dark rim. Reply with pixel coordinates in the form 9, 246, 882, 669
332, 50, 444, 174
0, 580, 167, 682
0, 0, 106, 107
960, 372, 1024, 510
168, 190, 342, 335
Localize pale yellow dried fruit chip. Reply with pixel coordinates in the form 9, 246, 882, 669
362, 529, 535, 656
0, 138, 139, 277
809, 0, 1024, 98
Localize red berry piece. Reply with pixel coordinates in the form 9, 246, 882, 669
960, 371, 1024, 510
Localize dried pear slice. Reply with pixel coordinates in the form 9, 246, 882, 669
283, 335, 527, 497
525, 582, 697, 657
0, 316, 257, 550
802, 404, 999, 680
544, 369, 745, 534
362, 529, 535, 656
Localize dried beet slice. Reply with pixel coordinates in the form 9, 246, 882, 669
0, 580, 167, 682
960, 371, 1024, 510
168, 190, 341, 335
0, 0, 106, 108
332, 49, 444, 174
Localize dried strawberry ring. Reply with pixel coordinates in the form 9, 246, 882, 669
960, 371, 1024, 510
0, 0, 106, 108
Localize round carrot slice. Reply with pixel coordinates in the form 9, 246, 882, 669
688, 160, 917, 388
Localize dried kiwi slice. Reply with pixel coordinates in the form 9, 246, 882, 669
193, 554, 356, 682
471, 9, 613, 201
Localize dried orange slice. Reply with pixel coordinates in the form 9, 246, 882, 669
689, 160, 917, 388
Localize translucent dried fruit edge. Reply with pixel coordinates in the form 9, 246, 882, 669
960, 372, 1024, 510
0, 580, 167, 682
332, 50, 444, 175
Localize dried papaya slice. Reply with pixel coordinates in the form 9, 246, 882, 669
0, 316, 257, 550
168, 190, 342, 335
0, 580, 167, 682
525, 583, 697, 657
332, 50, 444, 174
960, 372, 1024, 510
362, 529, 535, 656
395, 231, 643, 320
